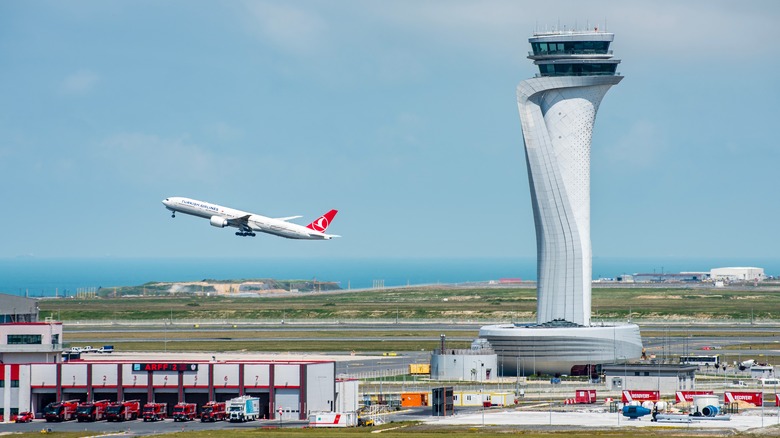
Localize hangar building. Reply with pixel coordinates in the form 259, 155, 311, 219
2, 359, 337, 422
710, 267, 765, 282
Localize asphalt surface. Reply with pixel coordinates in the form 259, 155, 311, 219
3, 418, 308, 435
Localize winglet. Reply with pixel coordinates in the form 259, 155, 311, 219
306, 209, 338, 233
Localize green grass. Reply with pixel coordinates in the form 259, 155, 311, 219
39, 286, 780, 322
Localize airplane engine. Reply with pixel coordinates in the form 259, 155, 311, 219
210, 216, 228, 228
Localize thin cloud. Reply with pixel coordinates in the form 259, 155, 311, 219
60, 70, 100, 95
241, 1, 329, 56
604, 119, 666, 167
97, 133, 243, 185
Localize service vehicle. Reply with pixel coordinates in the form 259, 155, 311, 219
98, 345, 114, 353
44, 399, 80, 422
143, 402, 167, 422
15, 411, 35, 423
227, 396, 260, 422
172, 402, 197, 421
200, 401, 226, 422
106, 400, 140, 421
76, 399, 111, 421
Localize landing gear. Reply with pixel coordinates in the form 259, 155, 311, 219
235, 232, 256, 237
171, 212, 175, 218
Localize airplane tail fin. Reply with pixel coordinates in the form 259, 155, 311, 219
306, 209, 338, 233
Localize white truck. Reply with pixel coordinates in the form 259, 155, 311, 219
227, 396, 260, 422
308, 412, 358, 427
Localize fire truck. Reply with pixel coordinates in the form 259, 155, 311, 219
172, 402, 197, 421
200, 401, 226, 422
106, 400, 140, 422
142, 402, 168, 422
76, 399, 111, 422
44, 399, 80, 422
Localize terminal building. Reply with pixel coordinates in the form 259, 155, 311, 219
480, 28, 642, 374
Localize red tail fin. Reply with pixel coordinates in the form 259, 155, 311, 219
306, 209, 338, 233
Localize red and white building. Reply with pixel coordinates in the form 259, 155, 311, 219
3, 359, 338, 422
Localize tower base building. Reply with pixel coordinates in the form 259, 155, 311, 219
479, 322, 642, 375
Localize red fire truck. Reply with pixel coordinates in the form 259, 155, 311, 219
106, 400, 140, 422
44, 399, 80, 422
172, 402, 197, 421
143, 402, 168, 422
76, 399, 111, 422
200, 401, 227, 422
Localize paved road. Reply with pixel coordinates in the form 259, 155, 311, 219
3, 418, 308, 435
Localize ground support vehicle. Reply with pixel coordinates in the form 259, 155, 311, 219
76, 399, 111, 422
227, 396, 259, 422
143, 402, 167, 422
200, 401, 226, 422
15, 411, 35, 423
172, 402, 197, 421
44, 399, 80, 422
106, 400, 140, 422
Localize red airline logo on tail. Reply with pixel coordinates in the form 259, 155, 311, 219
306, 210, 338, 233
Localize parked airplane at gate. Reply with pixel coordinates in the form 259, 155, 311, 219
162, 197, 339, 240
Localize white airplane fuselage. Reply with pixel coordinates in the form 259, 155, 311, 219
162, 197, 338, 240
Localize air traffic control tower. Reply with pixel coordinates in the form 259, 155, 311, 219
480, 29, 643, 375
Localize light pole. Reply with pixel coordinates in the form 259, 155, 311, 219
480, 388, 485, 426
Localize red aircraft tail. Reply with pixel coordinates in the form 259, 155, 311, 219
306, 210, 338, 233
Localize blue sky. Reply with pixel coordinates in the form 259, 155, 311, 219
1, 1, 778, 260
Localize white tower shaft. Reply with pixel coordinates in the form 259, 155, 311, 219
518, 75, 621, 326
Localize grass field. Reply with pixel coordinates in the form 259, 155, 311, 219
38, 286, 780, 322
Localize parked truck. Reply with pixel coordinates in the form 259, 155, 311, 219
106, 400, 140, 422
44, 399, 80, 422
227, 396, 260, 422
142, 402, 167, 422
200, 401, 226, 422
172, 402, 197, 422
76, 399, 111, 422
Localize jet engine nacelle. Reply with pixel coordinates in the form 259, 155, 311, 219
210, 216, 228, 228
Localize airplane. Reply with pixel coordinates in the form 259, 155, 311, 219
162, 197, 340, 240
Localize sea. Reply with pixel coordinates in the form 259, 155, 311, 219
1, 256, 777, 297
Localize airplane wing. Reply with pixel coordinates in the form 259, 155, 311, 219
226, 215, 252, 228
274, 215, 303, 221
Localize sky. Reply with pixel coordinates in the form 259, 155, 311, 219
1, 0, 779, 260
